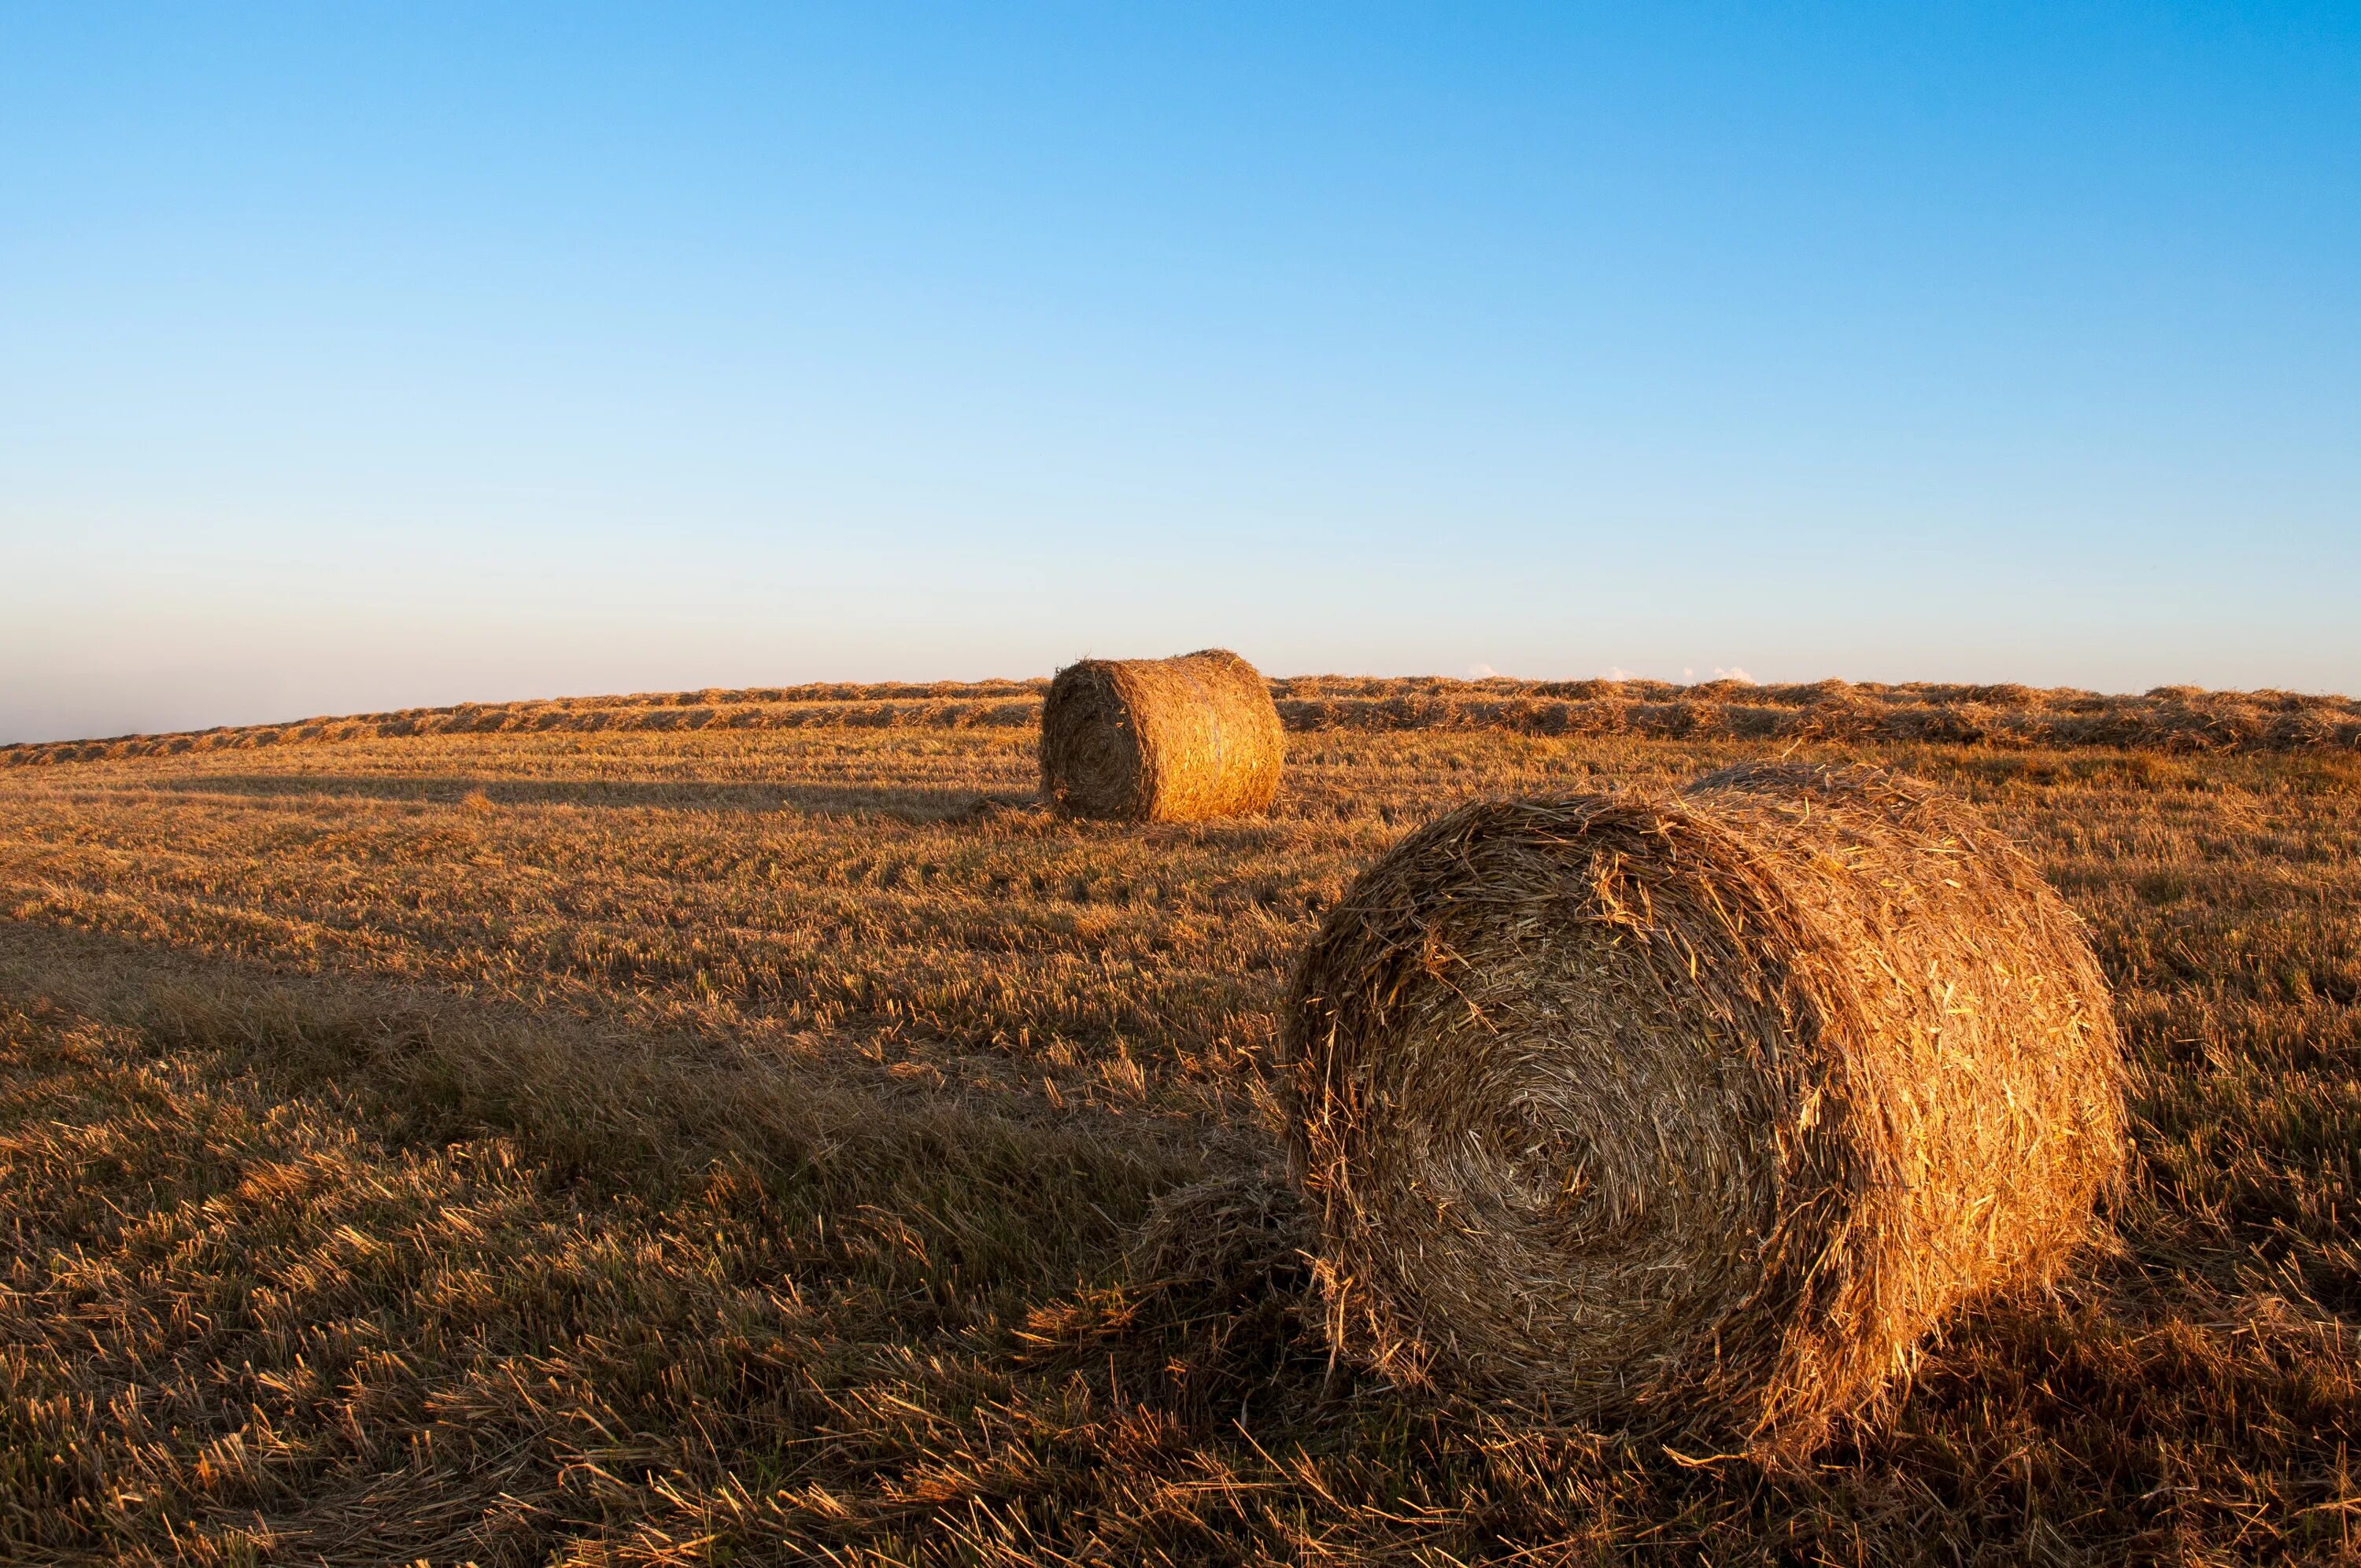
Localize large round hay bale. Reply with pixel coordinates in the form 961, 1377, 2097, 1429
1040, 649, 1284, 822
1280, 762, 2126, 1459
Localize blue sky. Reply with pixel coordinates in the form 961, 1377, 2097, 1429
4, 3, 2357, 742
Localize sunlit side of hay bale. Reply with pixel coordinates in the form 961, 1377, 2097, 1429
1039, 649, 1284, 821
1280, 762, 2127, 1459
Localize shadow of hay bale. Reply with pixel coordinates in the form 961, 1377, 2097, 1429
1007, 1171, 1329, 1427
1127, 1170, 1317, 1312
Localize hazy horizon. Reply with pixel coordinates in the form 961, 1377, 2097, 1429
8, 4, 2358, 745
9, 648, 2354, 751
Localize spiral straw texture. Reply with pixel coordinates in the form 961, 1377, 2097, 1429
1280, 762, 2126, 1459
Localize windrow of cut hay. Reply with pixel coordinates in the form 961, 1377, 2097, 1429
1040, 650, 1285, 821
8, 676, 2357, 767
1280, 762, 2128, 1461
0, 695, 1049, 766
1273, 681, 2361, 752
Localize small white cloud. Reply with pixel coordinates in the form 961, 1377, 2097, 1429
1713, 666, 1756, 684
1602, 665, 1634, 681
1682, 668, 1695, 683
1467, 662, 1499, 680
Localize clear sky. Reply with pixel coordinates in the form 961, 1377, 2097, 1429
5, 3, 2357, 743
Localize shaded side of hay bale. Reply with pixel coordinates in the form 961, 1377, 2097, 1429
1039, 649, 1284, 821
1280, 762, 2126, 1459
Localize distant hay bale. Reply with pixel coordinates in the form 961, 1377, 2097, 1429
1040, 649, 1284, 822
1280, 762, 2126, 1459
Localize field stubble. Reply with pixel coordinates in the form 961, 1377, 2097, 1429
0, 710, 2357, 1563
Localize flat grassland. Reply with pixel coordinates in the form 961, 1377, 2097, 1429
1, 686, 2356, 1564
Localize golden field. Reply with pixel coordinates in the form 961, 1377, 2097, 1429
2, 683, 2357, 1564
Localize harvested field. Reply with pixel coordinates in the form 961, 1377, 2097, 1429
1, 702, 2358, 1562
7, 674, 2359, 768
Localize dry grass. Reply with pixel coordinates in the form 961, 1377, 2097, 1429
0, 707, 2355, 1561
8, 673, 2359, 769
1283, 763, 2126, 1461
